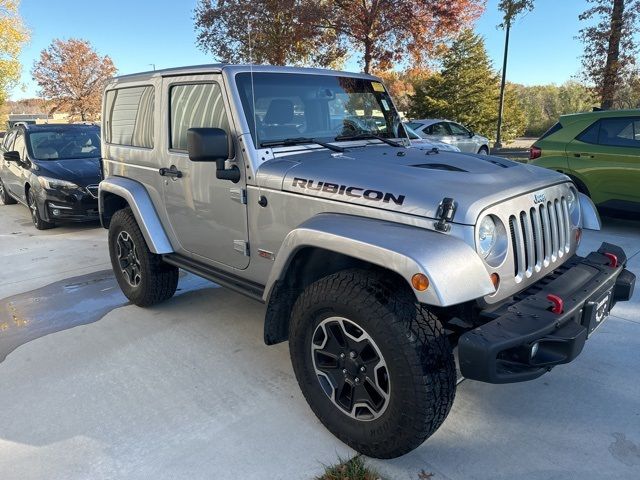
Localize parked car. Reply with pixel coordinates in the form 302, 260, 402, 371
529, 109, 640, 214
99, 65, 633, 459
407, 119, 490, 154
403, 122, 461, 152
0, 124, 102, 229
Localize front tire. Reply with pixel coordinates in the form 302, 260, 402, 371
0, 178, 17, 205
108, 207, 178, 307
27, 188, 54, 230
289, 269, 456, 459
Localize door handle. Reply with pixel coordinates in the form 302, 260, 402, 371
573, 153, 595, 158
159, 165, 183, 178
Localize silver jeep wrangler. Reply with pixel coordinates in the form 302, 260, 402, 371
99, 65, 635, 458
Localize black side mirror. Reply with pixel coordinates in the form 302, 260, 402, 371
468, 131, 475, 138
187, 128, 240, 183
3, 151, 20, 162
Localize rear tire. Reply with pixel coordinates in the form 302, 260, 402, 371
108, 207, 178, 307
289, 269, 456, 459
478, 146, 489, 155
0, 178, 17, 205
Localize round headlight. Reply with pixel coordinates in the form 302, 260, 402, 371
477, 216, 497, 258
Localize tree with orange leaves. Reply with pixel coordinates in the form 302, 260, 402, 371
32, 39, 116, 121
313, 0, 485, 73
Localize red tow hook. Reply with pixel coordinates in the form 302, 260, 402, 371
547, 294, 564, 314
604, 252, 619, 268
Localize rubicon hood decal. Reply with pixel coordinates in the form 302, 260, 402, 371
256, 145, 570, 224
292, 177, 405, 205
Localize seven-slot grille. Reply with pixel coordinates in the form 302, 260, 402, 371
86, 185, 99, 198
509, 196, 571, 281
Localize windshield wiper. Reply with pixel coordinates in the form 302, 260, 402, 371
334, 133, 404, 148
260, 137, 346, 153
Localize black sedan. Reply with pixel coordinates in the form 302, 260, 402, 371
0, 124, 101, 230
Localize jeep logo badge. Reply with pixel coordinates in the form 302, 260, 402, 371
533, 192, 546, 204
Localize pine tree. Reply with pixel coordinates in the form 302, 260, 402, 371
409, 30, 525, 143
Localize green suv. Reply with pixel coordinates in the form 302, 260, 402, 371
530, 109, 639, 214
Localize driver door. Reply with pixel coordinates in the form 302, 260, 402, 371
5, 130, 27, 200
160, 76, 249, 270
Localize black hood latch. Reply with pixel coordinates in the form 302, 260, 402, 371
434, 197, 456, 233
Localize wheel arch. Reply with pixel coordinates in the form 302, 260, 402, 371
263, 214, 494, 345
99, 177, 173, 254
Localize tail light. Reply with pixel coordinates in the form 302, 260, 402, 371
529, 146, 542, 160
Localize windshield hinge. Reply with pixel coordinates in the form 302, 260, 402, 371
234, 240, 250, 256
230, 188, 247, 204
434, 197, 457, 233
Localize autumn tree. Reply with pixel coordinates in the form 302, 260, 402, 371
0, 0, 29, 108
409, 30, 525, 142
32, 39, 116, 121
194, 0, 345, 67
315, 0, 485, 73
579, 0, 640, 109
373, 68, 431, 113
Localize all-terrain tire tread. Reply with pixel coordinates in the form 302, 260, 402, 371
289, 268, 456, 459
109, 207, 178, 307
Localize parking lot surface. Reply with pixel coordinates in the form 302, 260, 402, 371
0, 202, 639, 480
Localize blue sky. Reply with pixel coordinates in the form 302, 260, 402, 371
11, 0, 590, 100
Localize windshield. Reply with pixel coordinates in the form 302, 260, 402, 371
28, 128, 101, 160
235, 72, 403, 148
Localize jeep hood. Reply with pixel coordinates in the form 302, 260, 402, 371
256, 145, 569, 225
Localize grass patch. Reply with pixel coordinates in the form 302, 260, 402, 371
316, 455, 384, 480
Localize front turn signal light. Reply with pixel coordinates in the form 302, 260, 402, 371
411, 273, 430, 291
490, 273, 500, 290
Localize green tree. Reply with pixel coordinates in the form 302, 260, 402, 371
579, 0, 640, 109
512, 82, 595, 137
0, 0, 29, 109
409, 30, 525, 142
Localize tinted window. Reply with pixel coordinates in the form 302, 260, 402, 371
598, 117, 640, 147
576, 121, 599, 144
27, 127, 100, 160
406, 122, 424, 131
448, 122, 469, 136
170, 83, 229, 151
540, 122, 563, 140
105, 86, 155, 148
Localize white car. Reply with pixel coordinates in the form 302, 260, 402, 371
407, 119, 490, 154
403, 122, 461, 152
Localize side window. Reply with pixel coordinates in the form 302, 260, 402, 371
430, 122, 451, 136
576, 121, 600, 144
170, 83, 230, 151
448, 122, 469, 136
13, 132, 26, 159
598, 118, 640, 148
105, 86, 155, 148
3, 130, 17, 151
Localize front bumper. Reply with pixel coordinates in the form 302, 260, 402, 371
459, 242, 635, 384
37, 186, 99, 222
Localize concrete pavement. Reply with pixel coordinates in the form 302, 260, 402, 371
0, 201, 639, 480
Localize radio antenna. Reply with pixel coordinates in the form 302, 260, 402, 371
248, 19, 258, 146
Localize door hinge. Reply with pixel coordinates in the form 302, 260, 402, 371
234, 240, 250, 256
230, 188, 247, 204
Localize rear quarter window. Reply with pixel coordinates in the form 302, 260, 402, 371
105, 86, 155, 149
539, 122, 563, 141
